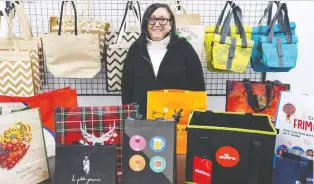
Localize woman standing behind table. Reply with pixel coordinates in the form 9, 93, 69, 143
121, 3, 205, 118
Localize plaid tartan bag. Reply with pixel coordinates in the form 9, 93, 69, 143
54, 105, 139, 177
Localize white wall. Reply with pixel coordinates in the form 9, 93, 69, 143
1, 1, 313, 111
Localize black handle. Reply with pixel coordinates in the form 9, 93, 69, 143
58, 1, 77, 35
248, 140, 263, 184
266, 2, 292, 43
243, 79, 275, 113
214, 1, 242, 34
219, 5, 248, 48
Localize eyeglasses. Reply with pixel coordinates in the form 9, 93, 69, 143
147, 17, 170, 25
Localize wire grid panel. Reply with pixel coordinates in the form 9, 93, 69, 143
19, 1, 268, 96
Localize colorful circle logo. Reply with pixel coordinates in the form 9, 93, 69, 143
215, 146, 240, 168
150, 156, 166, 173
129, 155, 146, 172
129, 135, 146, 151
149, 136, 166, 152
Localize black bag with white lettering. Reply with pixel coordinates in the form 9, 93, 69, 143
55, 145, 117, 184
185, 110, 277, 184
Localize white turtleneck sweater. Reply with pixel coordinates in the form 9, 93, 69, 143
146, 36, 170, 77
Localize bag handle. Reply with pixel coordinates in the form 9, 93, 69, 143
58, 1, 78, 35
248, 140, 263, 184
0, 10, 22, 51
116, 1, 141, 44
214, 1, 242, 34
243, 79, 275, 113
171, 2, 191, 24
219, 5, 248, 48
266, 2, 292, 43
258, 1, 285, 34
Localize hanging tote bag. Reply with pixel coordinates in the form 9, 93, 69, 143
205, 2, 253, 72
170, 1, 201, 25
225, 79, 289, 122
0, 12, 36, 97
209, 5, 254, 73
54, 105, 139, 178
49, 0, 110, 59
105, 1, 141, 91
251, 1, 296, 72
122, 119, 176, 184
253, 3, 298, 72
42, 1, 101, 78
0, 5, 44, 95
172, 3, 205, 61
185, 110, 277, 184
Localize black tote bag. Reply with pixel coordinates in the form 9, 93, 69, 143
185, 110, 277, 184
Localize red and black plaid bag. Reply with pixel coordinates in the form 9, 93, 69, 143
54, 105, 139, 177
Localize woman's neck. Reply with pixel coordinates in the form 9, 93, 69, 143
147, 35, 170, 49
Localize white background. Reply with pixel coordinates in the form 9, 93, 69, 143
0, 1, 313, 111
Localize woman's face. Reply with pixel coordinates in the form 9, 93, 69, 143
147, 7, 172, 41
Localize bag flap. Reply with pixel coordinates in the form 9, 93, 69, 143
252, 22, 296, 34
213, 34, 254, 48
259, 35, 298, 44
205, 25, 252, 34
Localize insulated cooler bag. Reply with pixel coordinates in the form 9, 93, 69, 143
185, 110, 277, 184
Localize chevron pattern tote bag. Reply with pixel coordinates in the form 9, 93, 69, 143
105, 1, 141, 91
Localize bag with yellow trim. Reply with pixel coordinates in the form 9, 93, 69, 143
205, 2, 253, 72
185, 110, 277, 184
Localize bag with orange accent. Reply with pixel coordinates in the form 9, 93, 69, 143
147, 89, 207, 154
185, 110, 277, 184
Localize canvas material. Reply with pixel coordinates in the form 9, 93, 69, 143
0, 51, 35, 96
54, 105, 139, 177
225, 80, 289, 122
0, 108, 50, 184
42, 33, 101, 78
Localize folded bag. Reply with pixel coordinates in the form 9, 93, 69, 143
253, 2, 298, 72
42, 1, 101, 78
211, 5, 254, 73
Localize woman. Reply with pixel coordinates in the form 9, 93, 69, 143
121, 3, 205, 118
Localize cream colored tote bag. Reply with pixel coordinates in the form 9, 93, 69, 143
42, 1, 100, 78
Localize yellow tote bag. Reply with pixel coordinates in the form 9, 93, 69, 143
204, 2, 252, 72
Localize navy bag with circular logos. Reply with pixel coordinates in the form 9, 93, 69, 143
185, 110, 277, 184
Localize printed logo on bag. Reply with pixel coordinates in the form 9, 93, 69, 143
71, 155, 102, 183
215, 146, 240, 168
176, 28, 198, 41
193, 156, 212, 184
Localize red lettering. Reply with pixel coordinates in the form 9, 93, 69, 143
305, 121, 313, 131
293, 119, 313, 131
298, 120, 303, 129
294, 119, 298, 128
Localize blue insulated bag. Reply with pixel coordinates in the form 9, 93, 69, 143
251, 2, 297, 72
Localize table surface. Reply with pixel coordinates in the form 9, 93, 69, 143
40, 155, 186, 184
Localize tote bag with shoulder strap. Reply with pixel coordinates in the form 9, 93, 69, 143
105, 1, 141, 91
0, 2, 44, 94
42, 1, 101, 78
49, 0, 110, 59
0, 11, 36, 96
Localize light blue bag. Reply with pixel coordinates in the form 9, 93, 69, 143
251, 2, 297, 72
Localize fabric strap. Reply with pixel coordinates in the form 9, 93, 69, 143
226, 38, 237, 70
276, 37, 284, 67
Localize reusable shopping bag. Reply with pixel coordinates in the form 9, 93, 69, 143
54, 105, 139, 178
49, 0, 110, 59
226, 79, 289, 122
210, 5, 254, 73
122, 119, 176, 184
147, 89, 207, 154
252, 2, 298, 72
273, 152, 313, 184
170, 1, 201, 25
274, 91, 313, 160
42, 1, 101, 78
0, 87, 78, 157
0, 108, 50, 184
105, 1, 141, 91
185, 110, 277, 184
172, 3, 204, 60
205, 1, 253, 72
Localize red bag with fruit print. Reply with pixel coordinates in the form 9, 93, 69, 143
225, 79, 290, 122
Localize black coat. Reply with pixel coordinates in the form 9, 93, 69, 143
121, 37, 206, 118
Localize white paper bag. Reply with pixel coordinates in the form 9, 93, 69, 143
274, 91, 314, 160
